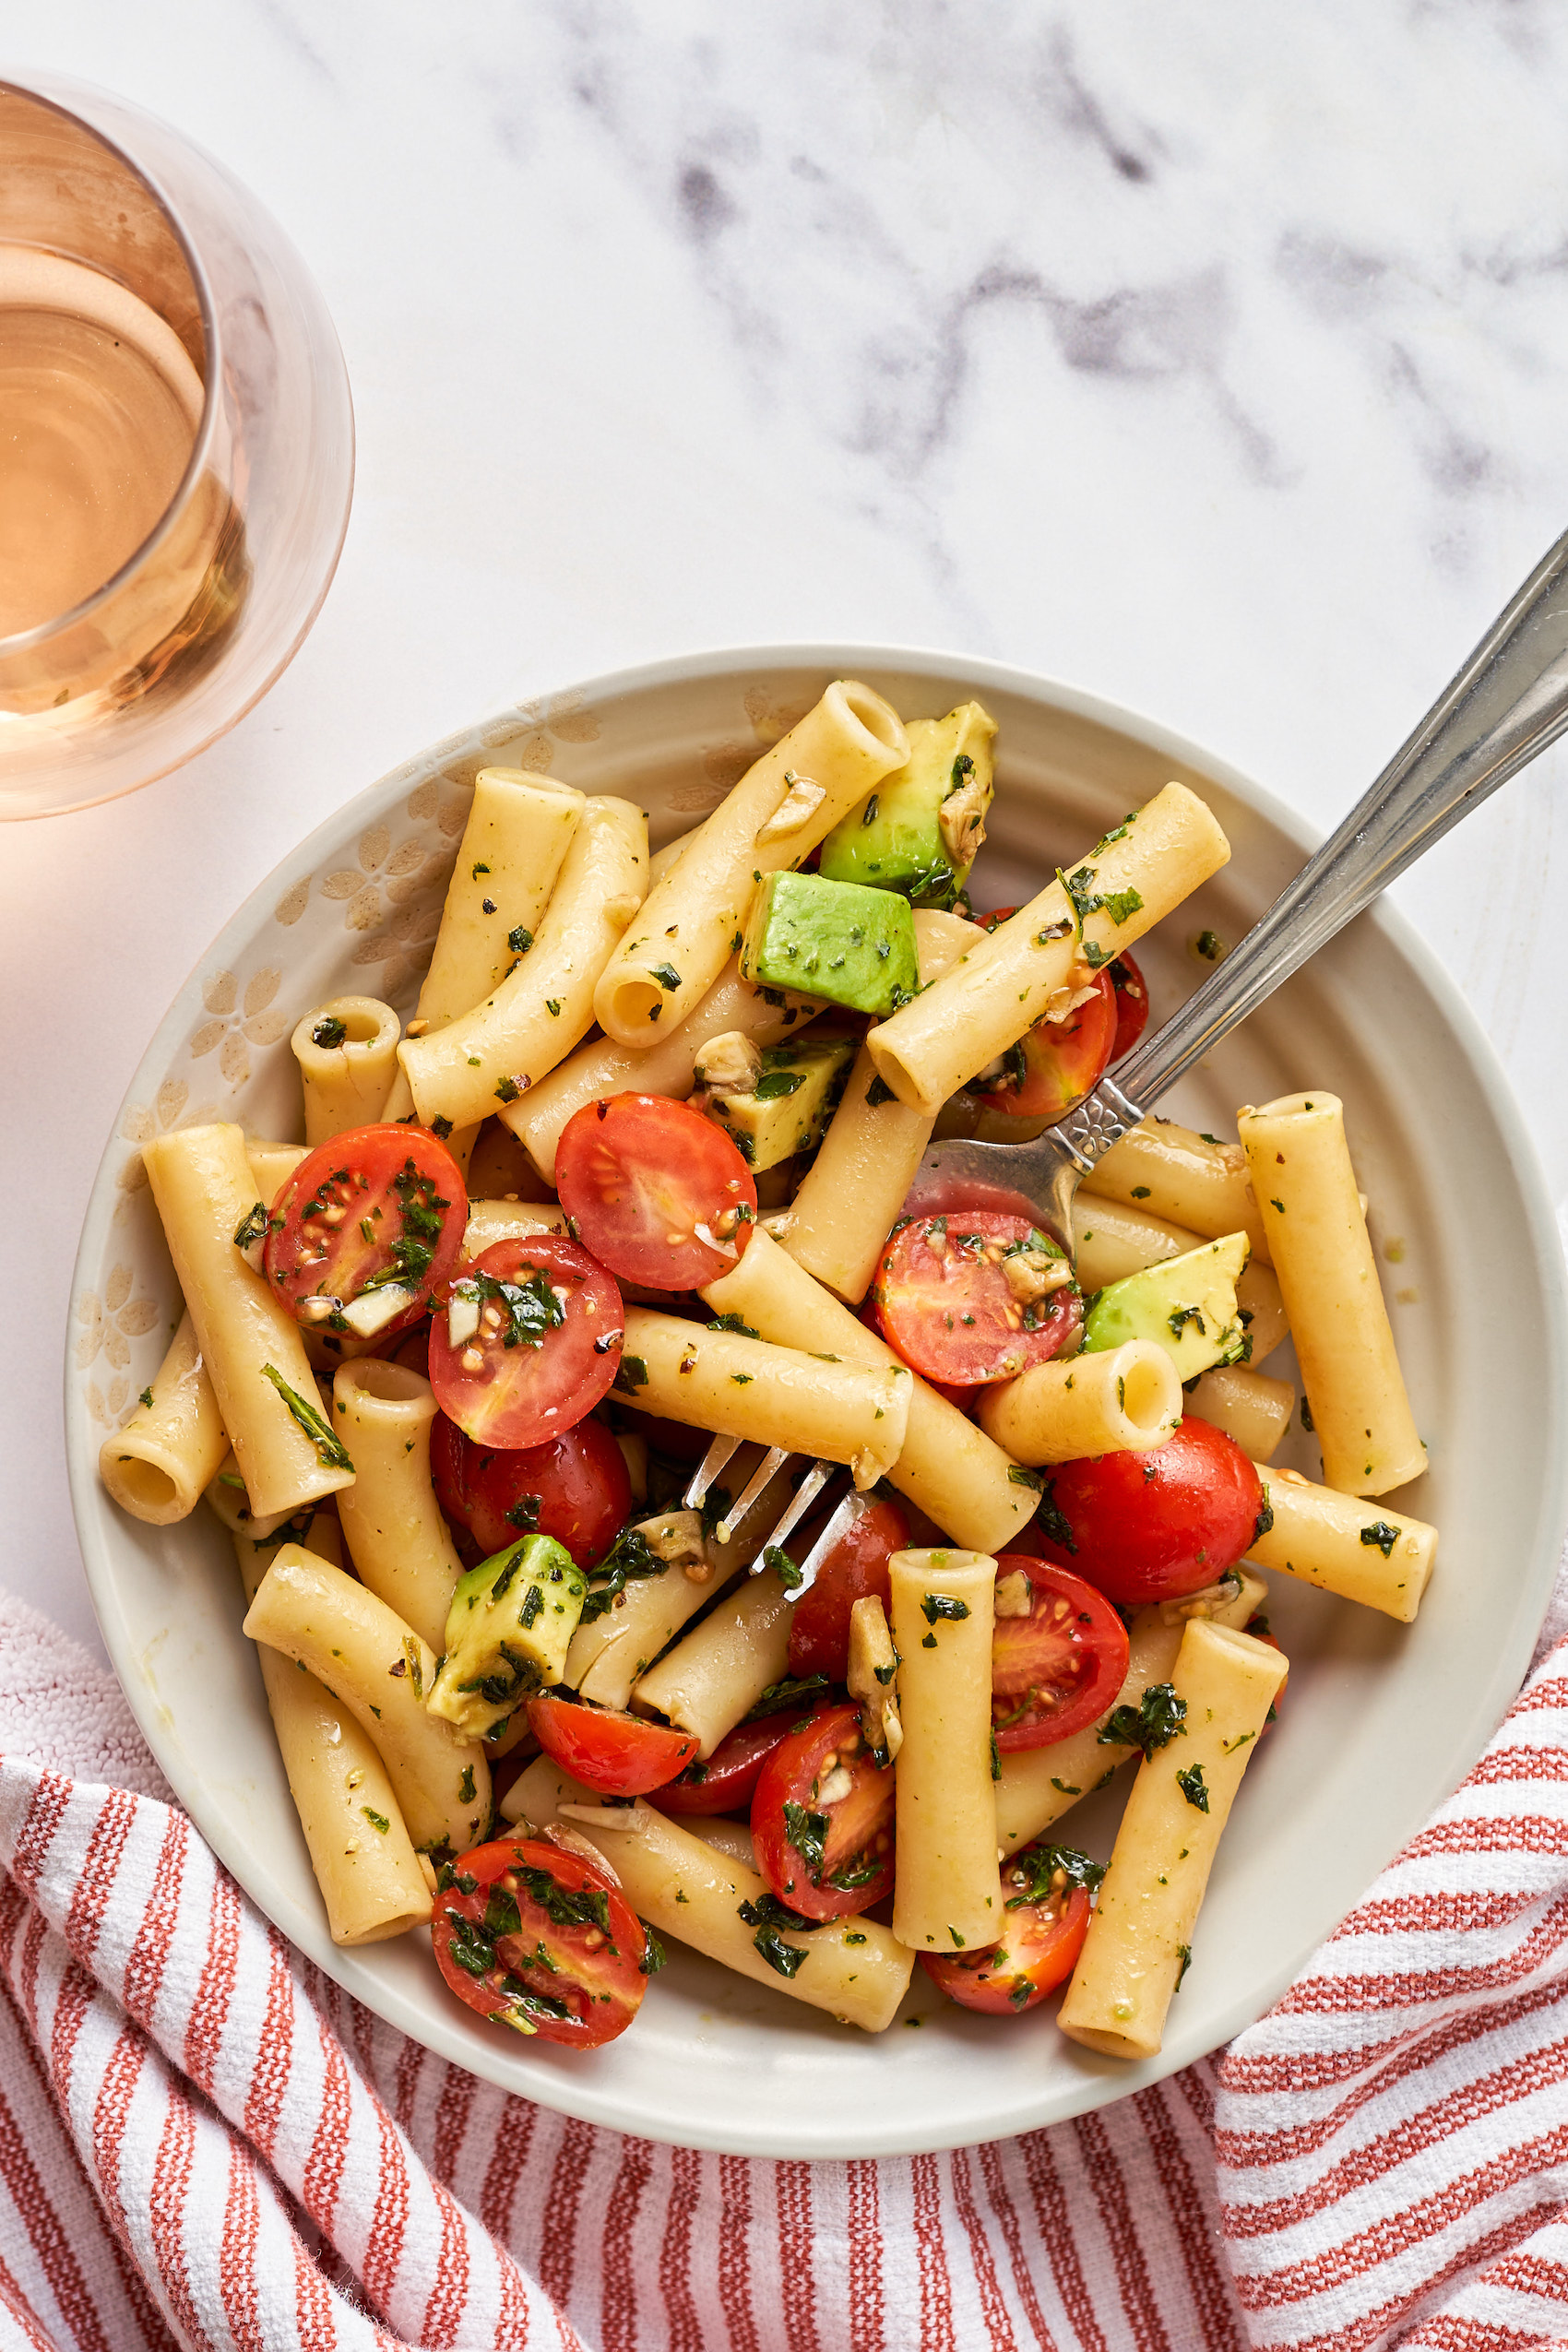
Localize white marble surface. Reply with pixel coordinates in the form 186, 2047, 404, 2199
7, 1, 1568, 1665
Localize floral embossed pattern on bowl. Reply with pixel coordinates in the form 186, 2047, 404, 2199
65, 647, 1568, 2159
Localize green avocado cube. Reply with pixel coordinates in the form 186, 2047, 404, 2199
701, 1034, 857, 1170
740, 871, 918, 1016
1081, 1232, 1252, 1381
819, 701, 996, 904
426, 1532, 587, 1740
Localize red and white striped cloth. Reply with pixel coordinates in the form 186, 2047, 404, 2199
3, 1583, 1568, 2352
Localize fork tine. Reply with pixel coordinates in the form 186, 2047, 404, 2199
787, 1487, 874, 1599
750, 1456, 836, 1571
683, 1433, 742, 1512
715, 1445, 790, 1543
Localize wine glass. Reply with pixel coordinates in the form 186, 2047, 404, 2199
0, 72, 354, 819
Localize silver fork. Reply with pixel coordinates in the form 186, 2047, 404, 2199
683, 1435, 873, 1598
917, 526, 1568, 1251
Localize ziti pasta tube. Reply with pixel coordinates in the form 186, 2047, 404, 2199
506, 960, 822, 1184
234, 1524, 432, 1945
331, 1360, 466, 1652
1082, 1119, 1272, 1269
141, 1123, 355, 1521
618, 1307, 910, 1487
415, 768, 584, 1032
291, 997, 401, 1146
701, 1227, 1039, 1553
1073, 1194, 1288, 1360
865, 785, 1230, 1113
245, 1137, 310, 1208
993, 1569, 1267, 1856
977, 1340, 1182, 1467
398, 795, 647, 1132
1185, 1363, 1294, 1462
781, 909, 976, 1301
1239, 1092, 1424, 1496
462, 1197, 570, 1257
633, 1560, 794, 1756
502, 1759, 914, 2032
890, 1548, 1003, 1952
244, 1545, 489, 1854
1058, 1619, 1287, 2061
592, 681, 908, 1045
1249, 1465, 1435, 1620
99, 1310, 227, 1525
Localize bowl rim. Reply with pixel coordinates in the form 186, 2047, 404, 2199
65, 640, 1568, 2156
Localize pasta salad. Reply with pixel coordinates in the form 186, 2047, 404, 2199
100, 679, 1436, 2064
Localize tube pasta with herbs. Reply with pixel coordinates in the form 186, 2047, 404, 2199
632, 1562, 794, 1756
592, 681, 909, 1046
1057, 1619, 1287, 2061
235, 1521, 433, 1945
618, 1306, 910, 1487
98, 1311, 227, 1526
701, 1227, 1039, 1554
977, 1341, 1182, 1467
1082, 1119, 1272, 1269
414, 769, 584, 1033
501, 1758, 914, 2030
398, 796, 648, 1131
506, 961, 822, 1185
1250, 1465, 1436, 1620
291, 998, 402, 1146
865, 786, 1231, 1114
890, 1547, 1003, 1952
331, 1360, 467, 1652
1239, 1092, 1425, 1496
242, 1544, 490, 1853
780, 909, 977, 1301
140, 1123, 355, 1521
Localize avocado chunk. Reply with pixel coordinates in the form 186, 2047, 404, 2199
819, 701, 997, 906
426, 1532, 587, 1740
740, 871, 918, 1017
1081, 1232, 1252, 1381
700, 1033, 857, 1170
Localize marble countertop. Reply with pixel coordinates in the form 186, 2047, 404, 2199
7, 2, 1568, 1664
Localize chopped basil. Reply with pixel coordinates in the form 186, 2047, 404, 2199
613, 1354, 648, 1393
232, 1201, 269, 1253
579, 1524, 666, 1621
782, 1800, 829, 1877
1253, 1493, 1275, 1544
260, 1364, 353, 1471
650, 963, 682, 991
708, 1312, 760, 1338
1360, 1521, 1401, 1557
764, 1544, 802, 1590
311, 1015, 348, 1050
1099, 1682, 1186, 1757
1005, 1842, 1105, 1907
508, 924, 533, 956
921, 1592, 970, 1625
1176, 1763, 1210, 1812
753, 1069, 805, 1099
1036, 1479, 1076, 1552
138, 1386, 154, 1410
742, 1674, 829, 1724
865, 1075, 897, 1107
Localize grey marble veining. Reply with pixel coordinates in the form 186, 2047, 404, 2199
6, 0, 1568, 1653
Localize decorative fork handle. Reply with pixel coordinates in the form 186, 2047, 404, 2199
1061, 525, 1568, 1157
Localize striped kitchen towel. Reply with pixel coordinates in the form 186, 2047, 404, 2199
3, 1584, 1568, 2352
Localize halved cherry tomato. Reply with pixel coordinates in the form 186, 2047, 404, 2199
786, 1497, 909, 1681
432, 1835, 651, 2047
529, 1693, 699, 1795
972, 968, 1117, 1121
555, 1095, 757, 1289
263, 1124, 467, 1341
991, 1555, 1130, 1751
973, 905, 1016, 931
876, 1209, 1081, 1385
751, 1701, 895, 1921
432, 1412, 629, 1568
1031, 1416, 1265, 1605
921, 1874, 1091, 2013
1109, 951, 1149, 1062
647, 1708, 807, 1816
427, 1236, 623, 1449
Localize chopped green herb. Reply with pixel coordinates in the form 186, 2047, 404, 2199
260, 1365, 354, 1471
458, 1765, 477, 1804
362, 1807, 390, 1834
233, 1201, 269, 1254
1099, 1682, 1186, 1757
1005, 1842, 1106, 1907
1360, 1521, 1401, 1557
782, 1800, 829, 1877
1176, 1763, 1210, 1812
1176, 1943, 1193, 1988
138, 1386, 154, 1410
508, 924, 533, 956
612, 1354, 648, 1393
311, 1015, 348, 1050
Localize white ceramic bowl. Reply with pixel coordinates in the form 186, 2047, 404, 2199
66, 647, 1568, 2158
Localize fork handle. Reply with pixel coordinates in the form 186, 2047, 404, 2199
1085, 526, 1568, 1131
